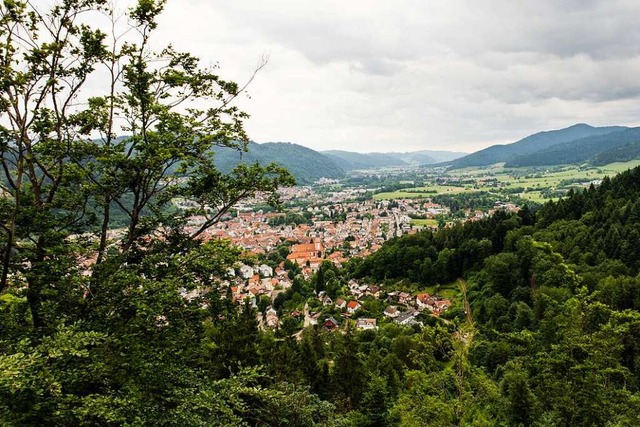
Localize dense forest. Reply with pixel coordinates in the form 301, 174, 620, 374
3, 1, 640, 426
505, 127, 640, 168
212, 142, 346, 184
446, 124, 627, 169
6, 144, 640, 426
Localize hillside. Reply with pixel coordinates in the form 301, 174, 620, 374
385, 151, 436, 165
213, 143, 466, 178
212, 142, 345, 184
413, 149, 468, 163
322, 150, 408, 171
348, 165, 640, 425
591, 141, 640, 166
323, 149, 466, 171
505, 127, 640, 167
447, 123, 627, 169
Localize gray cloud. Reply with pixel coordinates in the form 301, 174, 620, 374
152, 0, 640, 152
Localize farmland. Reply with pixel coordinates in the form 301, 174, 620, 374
373, 160, 640, 204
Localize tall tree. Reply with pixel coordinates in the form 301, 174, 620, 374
0, 0, 293, 330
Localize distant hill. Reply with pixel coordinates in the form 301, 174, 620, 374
413, 150, 468, 163
323, 149, 466, 171
213, 142, 467, 182
505, 127, 640, 167
447, 124, 627, 169
322, 151, 409, 171
591, 141, 640, 166
212, 142, 345, 184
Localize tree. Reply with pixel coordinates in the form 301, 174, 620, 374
0, 0, 296, 424
0, 0, 293, 329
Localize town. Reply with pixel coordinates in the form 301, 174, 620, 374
182, 179, 519, 333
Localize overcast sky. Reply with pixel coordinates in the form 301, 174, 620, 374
150, 0, 640, 153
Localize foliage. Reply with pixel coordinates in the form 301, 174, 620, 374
3, 1, 640, 426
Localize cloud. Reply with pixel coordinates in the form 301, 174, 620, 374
152, 0, 640, 152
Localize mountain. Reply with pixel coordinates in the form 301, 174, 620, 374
413, 149, 468, 163
323, 149, 467, 171
446, 124, 628, 169
384, 152, 437, 166
213, 142, 467, 181
212, 142, 345, 184
322, 151, 410, 171
505, 127, 640, 167
591, 141, 640, 166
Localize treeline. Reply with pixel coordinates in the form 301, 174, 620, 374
346, 166, 640, 425
4, 159, 640, 425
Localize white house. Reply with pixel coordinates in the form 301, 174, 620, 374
239, 264, 254, 279
258, 264, 273, 277
356, 318, 377, 330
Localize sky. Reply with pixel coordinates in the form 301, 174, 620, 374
148, 1, 640, 153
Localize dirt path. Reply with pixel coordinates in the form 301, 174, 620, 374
458, 278, 474, 327
457, 278, 475, 347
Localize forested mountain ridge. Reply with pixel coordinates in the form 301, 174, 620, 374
212, 142, 346, 184
322, 150, 409, 171
505, 126, 640, 167
591, 140, 640, 165
213, 143, 466, 180
323, 149, 467, 171
446, 123, 628, 169
348, 165, 640, 425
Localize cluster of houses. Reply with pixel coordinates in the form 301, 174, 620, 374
304, 310, 378, 333
225, 263, 289, 304
301, 278, 454, 333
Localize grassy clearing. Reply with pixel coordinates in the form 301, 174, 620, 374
373, 185, 472, 200
410, 218, 439, 227
518, 191, 550, 203
415, 282, 460, 300
373, 191, 426, 200
598, 159, 640, 174
374, 160, 640, 202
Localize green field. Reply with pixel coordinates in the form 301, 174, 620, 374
414, 281, 459, 300
410, 218, 439, 227
374, 184, 471, 200
373, 160, 640, 203
518, 191, 548, 203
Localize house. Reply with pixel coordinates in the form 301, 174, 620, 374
366, 285, 381, 299
258, 264, 273, 277
322, 296, 333, 306
383, 306, 400, 318
395, 309, 418, 326
434, 299, 451, 313
307, 312, 320, 326
347, 300, 362, 314
398, 292, 412, 305
327, 251, 346, 265
350, 288, 363, 299
387, 291, 400, 303
265, 307, 279, 329
280, 279, 292, 290
416, 293, 432, 311
322, 317, 339, 332
356, 318, 377, 330
335, 298, 347, 309
239, 264, 254, 279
